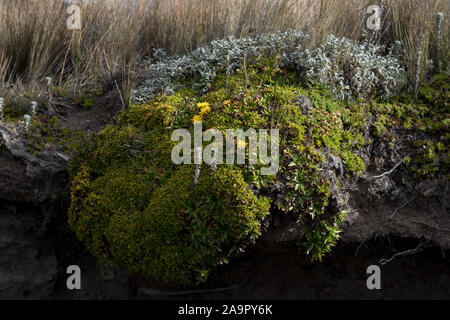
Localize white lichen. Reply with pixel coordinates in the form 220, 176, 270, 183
298, 35, 405, 100
45, 76, 52, 87
435, 12, 444, 71
133, 31, 308, 102
414, 33, 424, 97
133, 31, 405, 103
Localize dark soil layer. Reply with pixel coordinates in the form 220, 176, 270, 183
186, 238, 450, 300
49, 234, 450, 300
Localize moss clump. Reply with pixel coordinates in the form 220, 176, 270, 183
368, 73, 449, 179
419, 73, 449, 113
69, 163, 269, 284
109, 165, 269, 283
411, 140, 448, 179
1, 96, 33, 122
69, 102, 270, 284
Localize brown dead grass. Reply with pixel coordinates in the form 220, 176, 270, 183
0, 0, 447, 95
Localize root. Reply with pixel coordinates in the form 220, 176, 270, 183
371, 155, 409, 180
385, 196, 416, 220
355, 235, 371, 256
378, 238, 430, 265
408, 219, 450, 233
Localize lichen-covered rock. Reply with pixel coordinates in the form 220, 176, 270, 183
0, 122, 69, 203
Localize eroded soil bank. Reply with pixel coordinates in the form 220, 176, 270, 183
50, 234, 450, 300
1, 91, 448, 300
2, 178, 448, 300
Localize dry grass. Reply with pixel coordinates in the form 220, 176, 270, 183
0, 0, 447, 97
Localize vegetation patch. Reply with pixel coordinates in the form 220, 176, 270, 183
68, 61, 385, 282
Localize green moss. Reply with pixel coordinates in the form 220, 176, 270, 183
68, 60, 448, 281
366, 73, 449, 179
75, 93, 94, 108
419, 73, 449, 113
70, 163, 269, 284
68, 95, 272, 283
411, 140, 448, 179
2, 96, 31, 122
26, 115, 85, 154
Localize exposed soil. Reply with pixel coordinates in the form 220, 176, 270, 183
50, 233, 450, 300
174, 238, 450, 300
58, 90, 124, 133
130, 209, 450, 300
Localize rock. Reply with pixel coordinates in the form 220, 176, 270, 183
327, 154, 343, 177
416, 179, 436, 198
0, 123, 68, 298
0, 122, 69, 203
390, 188, 401, 200
294, 95, 313, 115
0, 120, 134, 299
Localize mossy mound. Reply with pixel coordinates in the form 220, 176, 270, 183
68, 58, 448, 284
70, 163, 269, 283
68, 102, 271, 284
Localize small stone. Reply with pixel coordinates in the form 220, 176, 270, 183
294, 95, 313, 115
328, 154, 343, 176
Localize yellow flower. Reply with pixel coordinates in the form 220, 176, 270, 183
192, 115, 203, 123
199, 105, 211, 115
197, 102, 210, 109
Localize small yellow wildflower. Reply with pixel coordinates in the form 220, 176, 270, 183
192, 114, 203, 123
197, 102, 210, 109
199, 105, 211, 115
